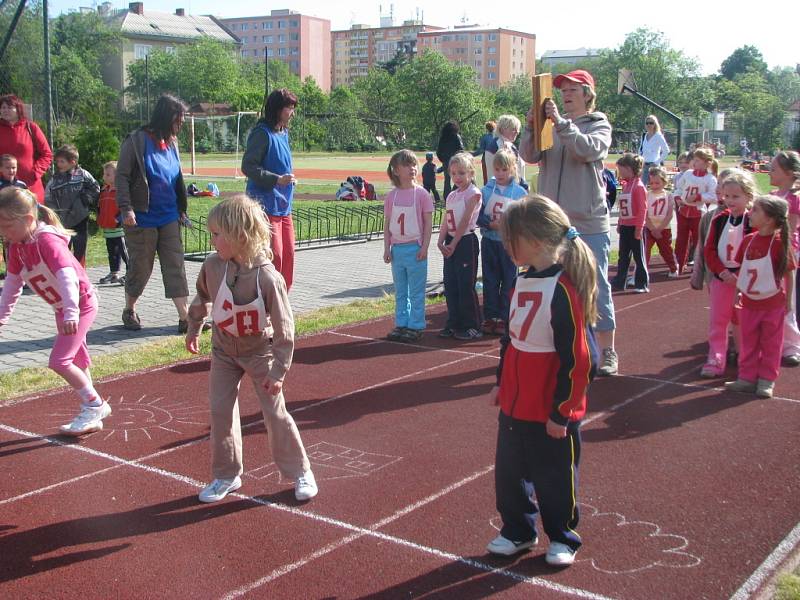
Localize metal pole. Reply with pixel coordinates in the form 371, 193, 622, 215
0, 0, 27, 63
265, 51, 270, 97
190, 115, 196, 176
145, 53, 150, 119
622, 83, 682, 159
42, 0, 54, 148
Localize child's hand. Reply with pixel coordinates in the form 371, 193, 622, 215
546, 418, 567, 439
442, 243, 455, 258
634, 227, 643, 240
277, 173, 296, 186
185, 334, 200, 354
720, 270, 737, 286
383, 249, 391, 264
488, 385, 499, 406
616, 223, 621, 234
123, 210, 137, 227
650, 228, 662, 239
264, 378, 283, 396
489, 219, 501, 231
60, 320, 78, 335
416, 247, 428, 261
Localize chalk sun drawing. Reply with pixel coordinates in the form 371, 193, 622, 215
49, 394, 207, 442
490, 501, 701, 574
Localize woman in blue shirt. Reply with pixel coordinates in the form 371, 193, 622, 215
241, 88, 298, 290
116, 94, 191, 333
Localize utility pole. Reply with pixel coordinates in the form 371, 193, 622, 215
42, 0, 54, 148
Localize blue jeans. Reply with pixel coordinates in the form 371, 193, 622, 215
391, 242, 428, 330
580, 232, 616, 332
481, 236, 518, 321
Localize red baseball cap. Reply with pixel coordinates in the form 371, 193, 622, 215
553, 69, 595, 90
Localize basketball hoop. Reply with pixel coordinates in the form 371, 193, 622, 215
618, 69, 636, 96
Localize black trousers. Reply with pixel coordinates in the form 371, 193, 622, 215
68, 217, 89, 265
105, 236, 129, 273
612, 224, 648, 289
442, 232, 481, 331
494, 412, 582, 551
423, 182, 440, 202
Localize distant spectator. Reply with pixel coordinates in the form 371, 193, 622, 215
473, 120, 496, 184
0, 94, 52, 203
436, 121, 465, 200
639, 114, 670, 185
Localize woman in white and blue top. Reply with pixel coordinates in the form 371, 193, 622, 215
639, 115, 670, 185
477, 149, 527, 335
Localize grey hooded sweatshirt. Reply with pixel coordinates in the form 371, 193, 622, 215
519, 111, 612, 235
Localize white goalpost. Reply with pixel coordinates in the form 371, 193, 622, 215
186, 111, 259, 178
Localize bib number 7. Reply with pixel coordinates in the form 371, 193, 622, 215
509, 291, 543, 341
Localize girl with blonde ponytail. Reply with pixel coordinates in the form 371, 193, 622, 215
487, 194, 598, 567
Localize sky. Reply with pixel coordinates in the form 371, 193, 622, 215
51, 0, 798, 76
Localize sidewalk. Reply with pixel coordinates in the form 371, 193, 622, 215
1, 211, 625, 375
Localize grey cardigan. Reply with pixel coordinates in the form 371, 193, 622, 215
115, 129, 187, 217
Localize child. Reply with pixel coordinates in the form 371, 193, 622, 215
0, 187, 109, 435
383, 150, 434, 342
437, 152, 482, 340
421, 152, 440, 202
611, 153, 649, 293
700, 169, 754, 378
769, 151, 800, 366
690, 169, 736, 292
674, 148, 717, 274
43, 144, 100, 266
725, 195, 796, 398
487, 194, 598, 566
0, 154, 28, 190
484, 115, 527, 190
96, 161, 128, 285
185, 194, 317, 503
477, 148, 526, 335
644, 166, 678, 277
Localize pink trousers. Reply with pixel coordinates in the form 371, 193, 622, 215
50, 293, 98, 372
738, 306, 785, 383
268, 215, 295, 291
706, 278, 740, 371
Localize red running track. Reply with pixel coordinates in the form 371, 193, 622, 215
1, 265, 799, 599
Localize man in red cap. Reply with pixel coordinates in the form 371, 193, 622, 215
520, 69, 619, 377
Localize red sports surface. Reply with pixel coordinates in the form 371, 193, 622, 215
1, 265, 798, 598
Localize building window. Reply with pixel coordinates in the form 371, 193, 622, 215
278, 20, 286, 29
241, 36, 248, 43
241, 23, 249, 30
290, 46, 298, 55
488, 72, 496, 80
474, 48, 482, 55
290, 19, 299, 27
165, 46, 175, 54
474, 34, 482, 42
278, 47, 287, 56
278, 34, 286, 43
240, 49, 247, 58
488, 33, 497, 41
474, 60, 482, 67
488, 59, 496, 67
488, 47, 496, 54
134, 44, 152, 59
290, 32, 299, 41
265, 21, 273, 30
266, 48, 274, 57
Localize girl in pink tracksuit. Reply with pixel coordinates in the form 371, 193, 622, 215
725, 195, 796, 398
0, 187, 110, 435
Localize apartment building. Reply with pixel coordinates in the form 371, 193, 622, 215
417, 27, 535, 89
101, 2, 238, 105
221, 10, 331, 92
541, 48, 601, 67
331, 21, 443, 88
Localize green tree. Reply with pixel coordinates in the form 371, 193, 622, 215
353, 68, 401, 145
0, 1, 44, 104
716, 71, 785, 151
325, 86, 370, 150
493, 75, 532, 121
394, 50, 493, 148
720, 46, 768, 81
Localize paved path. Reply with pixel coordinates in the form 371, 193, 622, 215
1, 212, 625, 375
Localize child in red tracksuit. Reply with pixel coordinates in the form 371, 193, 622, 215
725, 195, 796, 398
644, 166, 678, 276
611, 153, 648, 292
674, 148, 718, 274
486, 195, 598, 567
700, 169, 754, 378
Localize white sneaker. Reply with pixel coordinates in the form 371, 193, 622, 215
295, 470, 318, 501
625, 275, 635, 288
59, 401, 112, 436
486, 534, 537, 556
545, 541, 577, 566
667, 270, 679, 278
198, 476, 242, 503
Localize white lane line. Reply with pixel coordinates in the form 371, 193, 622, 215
329, 330, 499, 359
0, 421, 613, 600
623, 374, 800, 405
615, 287, 691, 314
729, 521, 800, 600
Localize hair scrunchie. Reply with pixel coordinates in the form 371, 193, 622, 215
565, 226, 580, 241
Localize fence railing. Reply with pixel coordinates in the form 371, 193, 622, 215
182, 201, 447, 261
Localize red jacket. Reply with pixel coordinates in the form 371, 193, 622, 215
703, 209, 752, 278
0, 118, 52, 202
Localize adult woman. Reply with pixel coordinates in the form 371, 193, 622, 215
436, 121, 465, 200
473, 120, 496, 185
116, 94, 190, 333
639, 114, 670, 185
0, 94, 52, 202
241, 88, 298, 290
519, 69, 618, 375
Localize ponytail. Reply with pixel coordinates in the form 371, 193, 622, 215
37, 204, 74, 237
560, 233, 598, 326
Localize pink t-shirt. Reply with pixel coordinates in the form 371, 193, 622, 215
445, 183, 481, 234
384, 184, 434, 246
